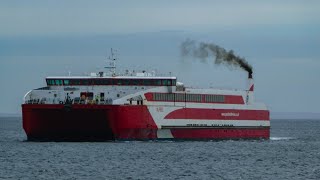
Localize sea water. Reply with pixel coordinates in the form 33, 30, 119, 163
1, 117, 320, 180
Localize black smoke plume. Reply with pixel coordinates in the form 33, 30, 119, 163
181, 39, 253, 78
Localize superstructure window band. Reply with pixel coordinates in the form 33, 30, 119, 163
46, 78, 176, 86
152, 93, 225, 103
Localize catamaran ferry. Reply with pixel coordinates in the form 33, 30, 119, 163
22, 50, 269, 141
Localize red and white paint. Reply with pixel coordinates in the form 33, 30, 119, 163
22, 66, 270, 141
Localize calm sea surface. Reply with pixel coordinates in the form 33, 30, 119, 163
1, 117, 320, 180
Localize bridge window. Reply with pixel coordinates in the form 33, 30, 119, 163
102, 79, 111, 85
70, 79, 80, 85
46, 79, 55, 85
46, 78, 177, 86
55, 79, 63, 86
156, 80, 161, 86
143, 79, 152, 86
172, 79, 176, 86
118, 79, 129, 85
95, 79, 103, 85
81, 79, 89, 85
123, 79, 130, 85
63, 80, 69, 85
117, 79, 123, 85
131, 79, 139, 85
162, 79, 168, 86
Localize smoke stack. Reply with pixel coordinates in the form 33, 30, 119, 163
248, 77, 254, 91
246, 76, 254, 104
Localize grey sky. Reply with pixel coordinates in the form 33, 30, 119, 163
1, 1, 318, 36
0, 0, 319, 114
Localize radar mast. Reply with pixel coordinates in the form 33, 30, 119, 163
105, 48, 117, 76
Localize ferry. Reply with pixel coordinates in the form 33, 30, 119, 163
22, 50, 270, 141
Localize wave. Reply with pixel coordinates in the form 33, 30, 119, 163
270, 137, 295, 141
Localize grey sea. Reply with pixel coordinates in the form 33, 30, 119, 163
1, 117, 320, 180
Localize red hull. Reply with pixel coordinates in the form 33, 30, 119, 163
22, 104, 269, 141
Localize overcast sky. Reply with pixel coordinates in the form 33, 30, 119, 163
0, 0, 319, 114
0, 1, 319, 36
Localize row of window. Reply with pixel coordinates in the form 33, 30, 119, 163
205, 94, 225, 103
153, 93, 225, 103
46, 79, 176, 86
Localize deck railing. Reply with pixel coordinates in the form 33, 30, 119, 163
25, 98, 113, 105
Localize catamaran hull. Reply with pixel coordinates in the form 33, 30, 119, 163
22, 104, 270, 141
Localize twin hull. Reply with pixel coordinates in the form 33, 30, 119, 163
22, 104, 270, 141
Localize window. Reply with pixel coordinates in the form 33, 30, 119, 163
123, 79, 130, 85
162, 79, 168, 86
80, 92, 93, 100
132, 79, 141, 85
175, 93, 185, 101
87, 92, 94, 100
186, 94, 191, 101
94, 79, 103, 85
64, 80, 69, 85
117, 79, 123, 85
154, 93, 159, 100
185, 94, 201, 102
119, 79, 130, 85
172, 79, 176, 86
100, 93, 105, 101
167, 94, 174, 101
161, 93, 173, 101
71, 79, 80, 85
149, 79, 155, 86
102, 79, 111, 85
205, 95, 225, 103
46, 79, 55, 85
156, 80, 162, 86
110, 79, 115, 85
55, 79, 63, 86
188, 94, 201, 102
152, 93, 203, 102
81, 79, 89, 85
143, 79, 151, 86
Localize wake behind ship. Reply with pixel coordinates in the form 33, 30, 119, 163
22, 50, 270, 141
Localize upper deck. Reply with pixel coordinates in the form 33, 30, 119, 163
22, 48, 260, 108
46, 75, 177, 87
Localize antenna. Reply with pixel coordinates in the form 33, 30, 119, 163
105, 48, 118, 76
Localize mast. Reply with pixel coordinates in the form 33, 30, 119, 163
105, 48, 117, 76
